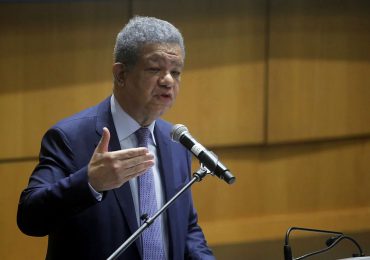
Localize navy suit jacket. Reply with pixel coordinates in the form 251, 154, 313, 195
17, 97, 214, 260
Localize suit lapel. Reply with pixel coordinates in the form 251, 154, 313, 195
96, 97, 142, 257
155, 123, 181, 259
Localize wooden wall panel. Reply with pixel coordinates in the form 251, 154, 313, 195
0, 1, 129, 159
4, 139, 370, 256
133, 0, 267, 146
192, 137, 370, 244
0, 161, 47, 260
268, 0, 370, 143
2, 0, 370, 258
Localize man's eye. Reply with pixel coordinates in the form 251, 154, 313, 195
171, 71, 181, 77
147, 68, 160, 72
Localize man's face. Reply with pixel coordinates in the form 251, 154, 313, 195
114, 43, 184, 126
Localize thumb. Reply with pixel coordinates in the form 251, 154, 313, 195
95, 127, 110, 153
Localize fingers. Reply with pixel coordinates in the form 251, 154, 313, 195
88, 127, 157, 191
115, 153, 154, 172
109, 147, 151, 160
117, 159, 155, 181
95, 127, 110, 154
99, 150, 154, 175
89, 153, 154, 192
122, 170, 152, 187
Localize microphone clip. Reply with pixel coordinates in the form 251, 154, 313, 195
193, 165, 211, 182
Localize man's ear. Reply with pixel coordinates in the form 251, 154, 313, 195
112, 63, 126, 86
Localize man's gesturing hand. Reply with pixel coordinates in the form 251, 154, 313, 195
88, 127, 154, 192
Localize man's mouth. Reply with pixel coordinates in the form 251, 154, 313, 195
160, 93, 171, 98
156, 93, 172, 100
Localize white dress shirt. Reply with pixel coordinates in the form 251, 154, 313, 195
110, 95, 168, 258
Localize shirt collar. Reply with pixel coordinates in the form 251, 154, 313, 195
110, 95, 156, 144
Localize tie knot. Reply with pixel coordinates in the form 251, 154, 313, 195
135, 127, 151, 147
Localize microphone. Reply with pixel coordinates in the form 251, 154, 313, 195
284, 227, 343, 260
284, 226, 365, 259
326, 235, 365, 257
171, 124, 235, 184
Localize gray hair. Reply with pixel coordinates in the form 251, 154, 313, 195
114, 16, 185, 69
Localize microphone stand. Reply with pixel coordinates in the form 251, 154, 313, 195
107, 166, 210, 260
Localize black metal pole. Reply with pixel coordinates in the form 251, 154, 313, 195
107, 167, 209, 260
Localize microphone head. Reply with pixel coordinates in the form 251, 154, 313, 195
326, 235, 342, 247
171, 124, 188, 142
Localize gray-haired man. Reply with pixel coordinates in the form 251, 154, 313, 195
18, 16, 215, 260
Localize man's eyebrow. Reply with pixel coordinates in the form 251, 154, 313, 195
147, 55, 184, 67
172, 60, 184, 67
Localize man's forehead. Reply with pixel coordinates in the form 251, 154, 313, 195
140, 43, 184, 63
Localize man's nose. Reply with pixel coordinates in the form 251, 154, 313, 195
158, 72, 174, 87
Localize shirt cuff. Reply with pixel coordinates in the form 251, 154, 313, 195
88, 183, 103, 201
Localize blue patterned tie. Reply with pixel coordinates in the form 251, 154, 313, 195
135, 127, 165, 260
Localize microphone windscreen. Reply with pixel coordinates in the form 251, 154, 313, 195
171, 124, 188, 142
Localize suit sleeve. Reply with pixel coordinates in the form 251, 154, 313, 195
185, 204, 216, 260
184, 152, 216, 260
17, 127, 99, 237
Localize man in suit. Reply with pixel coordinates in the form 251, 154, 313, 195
17, 16, 215, 260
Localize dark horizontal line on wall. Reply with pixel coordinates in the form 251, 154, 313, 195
208, 133, 370, 151
264, 132, 370, 148
0, 156, 38, 165
0, 0, 101, 3
1, 134, 369, 164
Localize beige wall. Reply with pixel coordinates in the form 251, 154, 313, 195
1, 0, 369, 258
